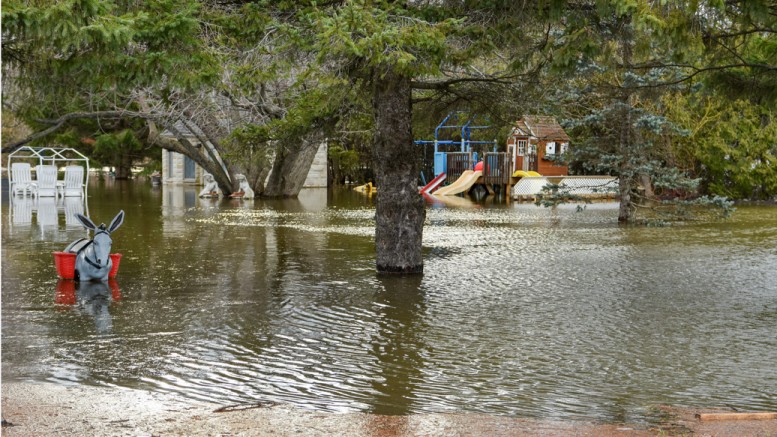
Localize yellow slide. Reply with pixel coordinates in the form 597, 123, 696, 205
512, 170, 542, 177
433, 170, 483, 196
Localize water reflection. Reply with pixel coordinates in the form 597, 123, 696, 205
3, 181, 777, 424
64, 197, 86, 228
10, 195, 32, 226
369, 276, 426, 415
7, 194, 89, 237
55, 279, 122, 335
425, 193, 478, 209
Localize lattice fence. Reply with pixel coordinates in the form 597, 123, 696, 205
512, 176, 618, 199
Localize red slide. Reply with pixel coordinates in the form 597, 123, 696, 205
420, 172, 447, 194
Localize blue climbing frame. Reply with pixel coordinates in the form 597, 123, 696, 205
414, 112, 498, 177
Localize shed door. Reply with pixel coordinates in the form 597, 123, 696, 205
527, 144, 537, 172
184, 156, 196, 179
167, 150, 174, 178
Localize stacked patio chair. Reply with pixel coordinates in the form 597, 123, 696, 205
11, 162, 36, 196
63, 165, 85, 197
35, 165, 59, 197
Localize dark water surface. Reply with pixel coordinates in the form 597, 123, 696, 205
3, 179, 776, 424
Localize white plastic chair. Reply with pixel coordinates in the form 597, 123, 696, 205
63, 166, 85, 197
35, 164, 59, 197
11, 162, 36, 196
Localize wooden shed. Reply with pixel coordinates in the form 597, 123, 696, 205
506, 115, 570, 176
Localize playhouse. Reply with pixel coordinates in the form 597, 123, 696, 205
507, 116, 570, 177
414, 113, 581, 198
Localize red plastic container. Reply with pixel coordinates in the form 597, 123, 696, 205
53, 252, 123, 279
53, 252, 77, 279
109, 253, 122, 278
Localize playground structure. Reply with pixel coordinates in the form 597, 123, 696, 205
433, 170, 482, 196
415, 113, 619, 201
415, 112, 513, 196
507, 116, 570, 177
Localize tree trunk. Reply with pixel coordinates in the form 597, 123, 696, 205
638, 173, 654, 198
115, 154, 132, 179
618, 102, 633, 222
618, 21, 635, 223
144, 118, 235, 194
248, 167, 271, 196
618, 173, 632, 222
264, 133, 324, 197
372, 68, 425, 274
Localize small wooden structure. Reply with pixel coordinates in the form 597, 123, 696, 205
506, 116, 570, 177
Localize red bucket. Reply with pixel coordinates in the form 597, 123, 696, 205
53, 252, 77, 279
109, 253, 122, 278
52, 252, 123, 279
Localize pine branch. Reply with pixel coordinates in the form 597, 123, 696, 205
410, 75, 516, 90
2, 110, 155, 154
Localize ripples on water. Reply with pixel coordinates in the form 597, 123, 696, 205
2, 184, 776, 424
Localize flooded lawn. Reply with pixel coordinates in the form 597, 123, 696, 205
2, 179, 776, 426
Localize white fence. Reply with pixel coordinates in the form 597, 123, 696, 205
512, 176, 618, 200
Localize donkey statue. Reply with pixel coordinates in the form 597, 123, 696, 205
64, 211, 125, 282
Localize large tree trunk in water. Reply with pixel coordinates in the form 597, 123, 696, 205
618, 173, 632, 222
115, 154, 132, 179
617, 107, 633, 222
139, 98, 235, 193
247, 167, 271, 196
617, 104, 633, 222
618, 22, 634, 223
264, 133, 324, 197
372, 69, 425, 274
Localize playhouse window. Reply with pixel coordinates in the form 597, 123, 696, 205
560, 142, 569, 154
517, 140, 527, 156
545, 141, 556, 155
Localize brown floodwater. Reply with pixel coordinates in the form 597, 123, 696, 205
2, 178, 776, 425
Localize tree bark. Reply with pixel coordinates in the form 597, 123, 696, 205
115, 153, 132, 179
264, 133, 324, 197
618, 173, 632, 222
372, 68, 425, 274
618, 21, 635, 223
145, 118, 234, 194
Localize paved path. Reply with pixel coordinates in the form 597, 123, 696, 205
3, 382, 774, 436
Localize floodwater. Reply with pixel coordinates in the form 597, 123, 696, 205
2, 179, 776, 425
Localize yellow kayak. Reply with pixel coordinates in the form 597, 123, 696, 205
354, 182, 377, 193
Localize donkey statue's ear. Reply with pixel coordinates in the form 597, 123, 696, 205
76, 213, 97, 231
108, 210, 125, 233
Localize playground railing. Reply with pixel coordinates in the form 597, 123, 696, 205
483, 152, 511, 186
446, 152, 472, 182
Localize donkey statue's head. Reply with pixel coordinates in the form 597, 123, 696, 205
70, 211, 125, 282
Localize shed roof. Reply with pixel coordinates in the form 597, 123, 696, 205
512, 115, 570, 141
